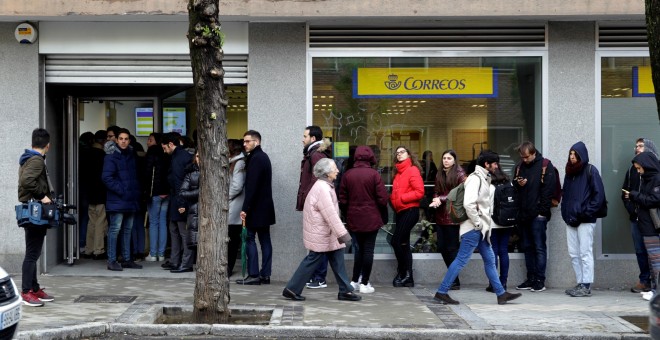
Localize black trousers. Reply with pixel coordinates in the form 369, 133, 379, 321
22, 225, 47, 293
436, 224, 461, 286
227, 224, 242, 274
391, 208, 419, 275
352, 230, 379, 284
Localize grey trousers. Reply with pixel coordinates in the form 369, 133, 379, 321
169, 221, 193, 268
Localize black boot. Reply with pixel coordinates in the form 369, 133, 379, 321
393, 272, 404, 287
395, 270, 414, 287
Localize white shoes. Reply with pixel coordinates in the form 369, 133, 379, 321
350, 281, 360, 290
359, 283, 375, 294
642, 291, 655, 301
144, 255, 158, 262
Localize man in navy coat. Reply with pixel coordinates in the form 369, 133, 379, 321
237, 130, 276, 285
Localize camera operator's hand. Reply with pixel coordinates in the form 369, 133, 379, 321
41, 196, 52, 204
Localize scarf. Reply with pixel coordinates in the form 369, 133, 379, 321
565, 160, 584, 176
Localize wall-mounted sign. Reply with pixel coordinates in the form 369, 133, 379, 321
334, 142, 349, 158
353, 67, 498, 99
163, 107, 187, 136
135, 108, 154, 136
15, 23, 38, 44
632, 66, 655, 97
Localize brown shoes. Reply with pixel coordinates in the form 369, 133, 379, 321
433, 292, 459, 305
497, 291, 522, 305
631, 282, 652, 293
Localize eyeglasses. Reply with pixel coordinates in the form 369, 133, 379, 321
243, 139, 255, 144
396, 150, 407, 155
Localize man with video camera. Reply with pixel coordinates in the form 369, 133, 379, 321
18, 128, 56, 307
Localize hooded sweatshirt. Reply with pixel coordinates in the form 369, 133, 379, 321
560, 141, 607, 227
622, 138, 660, 221
629, 151, 660, 236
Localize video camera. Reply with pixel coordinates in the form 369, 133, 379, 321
54, 194, 77, 226
15, 194, 77, 228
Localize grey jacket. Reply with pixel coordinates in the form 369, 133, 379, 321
228, 154, 246, 225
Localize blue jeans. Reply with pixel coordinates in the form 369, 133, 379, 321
437, 229, 505, 296
285, 248, 354, 295
131, 211, 146, 256
631, 221, 651, 285
148, 196, 169, 257
246, 227, 272, 277
520, 216, 548, 282
107, 212, 135, 262
491, 228, 512, 286
312, 254, 328, 281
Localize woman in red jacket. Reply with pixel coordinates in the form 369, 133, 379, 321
429, 150, 466, 290
390, 146, 425, 287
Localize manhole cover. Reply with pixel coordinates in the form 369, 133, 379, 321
74, 295, 137, 303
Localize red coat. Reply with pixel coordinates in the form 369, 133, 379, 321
390, 158, 425, 213
296, 141, 330, 211
338, 146, 389, 232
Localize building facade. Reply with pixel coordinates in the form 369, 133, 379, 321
0, 0, 651, 288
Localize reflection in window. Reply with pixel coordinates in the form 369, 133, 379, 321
313, 57, 542, 253
601, 57, 655, 254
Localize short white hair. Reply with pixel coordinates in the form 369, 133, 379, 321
313, 158, 335, 179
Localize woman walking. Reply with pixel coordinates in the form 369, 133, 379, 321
282, 158, 360, 301
429, 150, 466, 290
339, 146, 389, 293
390, 146, 425, 287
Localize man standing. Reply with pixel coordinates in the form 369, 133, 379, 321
84, 130, 108, 260
103, 128, 142, 271
622, 138, 659, 293
237, 130, 275, 285
296, 126, 331, 289
433, 150, 521, 305
160, 132, 194, 273
18, 128, 56, 307
513, 141, 557, 293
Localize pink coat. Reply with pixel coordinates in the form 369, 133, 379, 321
303, 179, 349, 252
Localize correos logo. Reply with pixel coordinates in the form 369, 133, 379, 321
384, 74, 402, 90
384, 74, 467, 91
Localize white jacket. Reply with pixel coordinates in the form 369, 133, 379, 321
459, 165, 493, 239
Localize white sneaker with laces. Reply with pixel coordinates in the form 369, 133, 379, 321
350, 281, 360, 290
359, 283, 375, 294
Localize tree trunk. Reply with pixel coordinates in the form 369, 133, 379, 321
647, 0, 660, 122
188, 0, 231, 323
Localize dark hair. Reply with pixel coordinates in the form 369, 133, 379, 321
228, 139, 244, 157
130, 136, 144, 152
243, 130, 261, 142
161, 132, 180, 146
306, 126, 323, 142
106, 125, 120, 137
392, 145, 422, 174
434, 149, 461, 193
490, 166, 510, 185
117, 128, 131, 139
94, 130, 107, 143
32, 128, 50, 149
476, 150, 500, 168
422, 150, 433, 160
149, 132, 162, 145
178, 135, 194, 148
515, 141, 537, 156
79, 131, 95, 147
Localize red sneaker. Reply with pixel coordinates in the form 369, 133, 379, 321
21, 291, 44, 307
32, 288, 54, 302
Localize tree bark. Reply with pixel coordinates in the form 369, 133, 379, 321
188, 0, 231, 323
646, 0, 660, 122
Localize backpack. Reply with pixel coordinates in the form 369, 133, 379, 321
516, 158, 562, 207
587, 164, 608, 218
446, 174, 481, 224
492, 182, 519, 226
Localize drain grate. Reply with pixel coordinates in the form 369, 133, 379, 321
74, 295, 137, 303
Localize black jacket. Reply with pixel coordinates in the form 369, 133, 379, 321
80, 144, 107, 205
167, 146, 192, 221
622, 165, 642, 221
242, 145, 276, 229
180, 163, 200, 234
629, 152, 660, 236
145, 145, 171, 197
513, 153, 556, 223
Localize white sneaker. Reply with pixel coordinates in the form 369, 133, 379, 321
350, 281, 360, 290
359, 283, 375, 294
145, 255, 158, 262
642, 291, 655, 301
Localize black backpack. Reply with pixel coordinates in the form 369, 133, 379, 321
492, 181, 519, 226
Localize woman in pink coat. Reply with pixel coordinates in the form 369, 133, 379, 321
282, 158, 361, 302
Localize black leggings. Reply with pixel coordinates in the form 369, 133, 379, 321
22, 225, 47, 293
352, 230, 379, 284
436, 224, 460, 286
227, 224, 242, 275
391, 208, 419, 275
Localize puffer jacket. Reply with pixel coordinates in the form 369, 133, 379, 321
338, 146, 389, 233
302, 179, 349, 252
228, 154, 246, 225
390, 158, 425, 212
459, 166, 493, 239
629, 152, 660, 236
102, 145, 141, 213
561, 141, 606, 227
179, 163, 199, 248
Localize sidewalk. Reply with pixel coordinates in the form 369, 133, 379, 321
12, 260, 651, 339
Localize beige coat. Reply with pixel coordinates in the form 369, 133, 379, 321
459, 165, 493, 239
302, 179, 348, 252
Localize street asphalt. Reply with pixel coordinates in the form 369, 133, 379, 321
9, 258, 653, 339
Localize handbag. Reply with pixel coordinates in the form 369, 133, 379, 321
650, 208, 660, 230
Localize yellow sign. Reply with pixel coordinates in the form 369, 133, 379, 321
633, 66, 654, 97
353, 67, 497, 98
334, 142, 349, 158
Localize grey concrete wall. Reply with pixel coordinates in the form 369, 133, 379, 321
248, 23, 308, 281
0, 22, 41, 273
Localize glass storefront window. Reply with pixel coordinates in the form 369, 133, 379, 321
601, 56, 655, 254
312, 56, 543, 254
